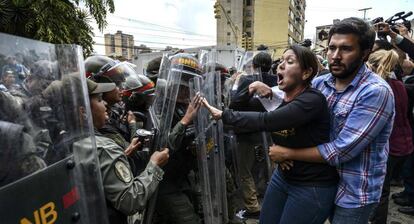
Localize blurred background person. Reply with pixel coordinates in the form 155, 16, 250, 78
367, 49, 413, 223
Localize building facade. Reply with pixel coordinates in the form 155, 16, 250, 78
313, 19, 340, 58
104, 31, 135, 60
216, 0, 306, 58
313, 24, 332, 58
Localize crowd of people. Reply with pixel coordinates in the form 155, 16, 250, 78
1, 16, 414, 224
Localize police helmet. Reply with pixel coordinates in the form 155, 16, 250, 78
122, 74, 155, 110
169, 53, 202, 86
145, 57, 162, 82
85, 55, 137, 87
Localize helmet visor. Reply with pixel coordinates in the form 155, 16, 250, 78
102, 62, 138, 88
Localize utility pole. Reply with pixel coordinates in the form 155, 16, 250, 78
358, 7, 372, 20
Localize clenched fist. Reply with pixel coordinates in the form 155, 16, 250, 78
150, 148, 170, 167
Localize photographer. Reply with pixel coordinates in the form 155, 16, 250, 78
374, 22, 414, 59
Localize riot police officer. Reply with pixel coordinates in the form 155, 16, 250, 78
85, 78, 169, 224
122, 74, 155, 129
85, 55, 138, 149
153, 53, 203, 224
145, 56, 162, 83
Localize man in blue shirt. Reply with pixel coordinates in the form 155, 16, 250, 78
268, 17, 395, 224
2, 56, 29, 85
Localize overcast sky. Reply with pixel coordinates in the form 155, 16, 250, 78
92, 0, 414, 54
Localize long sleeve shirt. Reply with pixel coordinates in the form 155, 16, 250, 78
86, 131, 163, 223
223, 88, 338, 186
313, 65, 395, 208
387, 78, 413, 156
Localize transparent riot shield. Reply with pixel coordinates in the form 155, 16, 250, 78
236, 50, 256, 74
234, 51, 274, 193
190, 51, 228, 224
255, 69, 275, 183
231, 51, 260, 103
149, 53, 182, 152
0, 33, 108, 223
142, 54, 183, 224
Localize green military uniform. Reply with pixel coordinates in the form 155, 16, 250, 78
100, 120, 138, 150
154, 121, 201, 224
0, 120, 47, 187
85, 130, 164, 224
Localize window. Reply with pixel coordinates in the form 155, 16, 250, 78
289, 23, 294, 32
227, 43, 231, 46
245, 10, 252, 17
121, 36, 127, 47
227, 0, 231, 2
227, 32, 231, 36
246, 20, 252, 28
246, 0, 251, 6
227, 10, 231, 14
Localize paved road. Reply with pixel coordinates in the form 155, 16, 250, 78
244, 186, 414, 224
386, 186, 414, 224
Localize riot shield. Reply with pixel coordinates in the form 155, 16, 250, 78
0, 33, 108, 223
234, 51, 274, 195
149, 53, 183, 152
142, 54, 185, 224
190, 50, 228, 224
255, 69, 275, 183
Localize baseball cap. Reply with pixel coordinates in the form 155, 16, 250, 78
86, 78, 116, 95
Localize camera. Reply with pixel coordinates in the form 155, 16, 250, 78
135, 129, 155, 152
372, 11, 412, 40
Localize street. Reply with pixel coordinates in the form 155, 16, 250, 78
245, 186, 414, 224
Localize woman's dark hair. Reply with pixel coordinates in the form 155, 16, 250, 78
252, 52, 272, 73
328, 17, 376, 52
285, 44, 318, 86
271, 59, 281, 75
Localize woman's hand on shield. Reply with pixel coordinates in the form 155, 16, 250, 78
180, 93, 203, 126
201, 94, 223, 120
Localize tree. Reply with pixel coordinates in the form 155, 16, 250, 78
0, 0, 114, 56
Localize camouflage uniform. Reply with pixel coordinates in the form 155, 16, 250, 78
0, 120, 47, 187
85, 130, 164, 224
154, 115, 200, 224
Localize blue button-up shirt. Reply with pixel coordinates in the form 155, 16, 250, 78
313, 65, 395, 208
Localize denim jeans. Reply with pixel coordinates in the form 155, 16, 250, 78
402, 152, 414, 202
331, 203, 378, 224
259, 169, 337, 224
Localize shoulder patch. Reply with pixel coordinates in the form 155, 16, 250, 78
114, 160, 132, 183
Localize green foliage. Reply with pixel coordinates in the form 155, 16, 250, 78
0, 0, 114, 56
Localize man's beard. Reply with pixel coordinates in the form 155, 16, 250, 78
329, 55, 364, 80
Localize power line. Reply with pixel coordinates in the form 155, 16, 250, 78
94, 35, 210, 47
97, 28, 215, 42
102, 23, 215, 44
109, 15, 215, 38
93, 42, 164, 51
